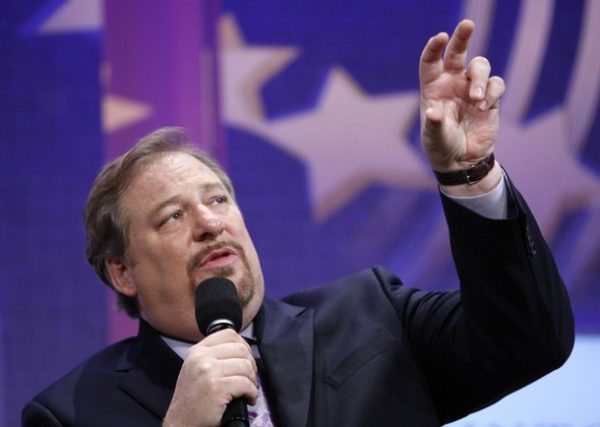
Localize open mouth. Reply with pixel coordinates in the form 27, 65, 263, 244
200, 247, 237, 268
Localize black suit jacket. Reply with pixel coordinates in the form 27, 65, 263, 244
22, 188, 574, 426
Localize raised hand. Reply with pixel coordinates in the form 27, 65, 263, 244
419, 20, 504, 194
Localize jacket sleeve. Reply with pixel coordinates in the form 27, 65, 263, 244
22, 400, 64, 427
388, 179, 575, 422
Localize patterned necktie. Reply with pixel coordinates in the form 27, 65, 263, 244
246, 340, 275, 427
247, 372, 274, 426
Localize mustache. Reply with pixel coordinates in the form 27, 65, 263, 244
187, 240, 246, 278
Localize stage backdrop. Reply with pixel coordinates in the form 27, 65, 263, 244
1, 1, 599, 426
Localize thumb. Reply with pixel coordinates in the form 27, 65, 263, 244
422, 106, 444, 142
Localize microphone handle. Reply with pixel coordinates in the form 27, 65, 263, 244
222, 397, 249, 427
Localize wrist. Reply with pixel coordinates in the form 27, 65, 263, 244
439, 161, 503, 196
433, 152, 495, 185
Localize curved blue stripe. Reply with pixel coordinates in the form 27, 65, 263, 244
524, 0, 584, 122
483, 0, 522, 78
581, 100, 600, 175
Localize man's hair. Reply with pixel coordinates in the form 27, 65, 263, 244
84, 127, 235, 317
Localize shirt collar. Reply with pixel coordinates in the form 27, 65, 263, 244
161, 323, 255, 360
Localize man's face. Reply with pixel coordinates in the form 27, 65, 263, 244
107, 152, 264, 342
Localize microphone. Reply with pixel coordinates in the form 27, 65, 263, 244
195, 278, 248, 427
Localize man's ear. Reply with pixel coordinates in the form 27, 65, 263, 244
105, 257, 137, 297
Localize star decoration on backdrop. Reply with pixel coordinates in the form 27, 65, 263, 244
219, 15, 432, 221
99, 62, 154, 134
219, 14, 299, 125
257, 68, 431, 220
101, 94, 153, 134
34, 0, 103, 34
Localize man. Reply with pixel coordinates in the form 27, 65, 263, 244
23, 20, 574, 426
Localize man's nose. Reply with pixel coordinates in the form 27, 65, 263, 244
192, 207, 224, 241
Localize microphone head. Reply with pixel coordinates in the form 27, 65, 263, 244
195, 277, 243, 335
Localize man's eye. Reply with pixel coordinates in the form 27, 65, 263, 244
161, 211, 183, 226
211, 195, 228, 205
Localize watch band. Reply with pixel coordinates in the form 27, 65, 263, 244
433, 152, 495, 186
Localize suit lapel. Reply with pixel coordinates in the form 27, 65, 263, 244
117, 321, 182, 420
256, 299, 314, 427
115, 307, 315, 426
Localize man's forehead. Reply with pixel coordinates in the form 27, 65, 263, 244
122, 152, 225, 211
133, 152, 222, 188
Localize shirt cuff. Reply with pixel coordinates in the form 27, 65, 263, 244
440, 172, 508, 220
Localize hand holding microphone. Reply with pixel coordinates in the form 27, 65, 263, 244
196, 278, 252, 427
163, 278, 257, 427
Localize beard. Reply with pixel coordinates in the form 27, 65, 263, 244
187, 240, 256, 308
205, 264, 255, 308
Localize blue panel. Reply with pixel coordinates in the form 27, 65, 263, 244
0, 3, 106, 425
227, 126, 313, 298
483, 0, 521, 78
581, 101, 600, 175
524, 0, 584, 122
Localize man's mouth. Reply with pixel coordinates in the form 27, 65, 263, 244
188, 241, 247, 283
199, 247, 238, 269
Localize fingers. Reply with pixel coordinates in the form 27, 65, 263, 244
443, 19, 475, 72
200, 328, 252, 352
188, 344, 257, 375
421, 104, 448, 160
165, 330, 258, 426
191, 329, 257, 376
464, 55, 504, 111
419, 31, 449, 85
419, 19, 474, 86
447, 21, 504, 110
219, 376, 259, 406
478, 76, 505, 111
187, 328, 258, 397
419, 19, 503, 178
190, 354, 258, 404
465, 56, 490, 100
